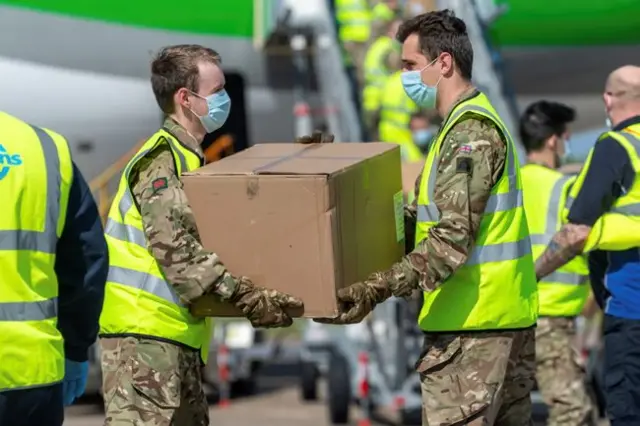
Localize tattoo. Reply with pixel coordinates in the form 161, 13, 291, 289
535, 223, 591, 280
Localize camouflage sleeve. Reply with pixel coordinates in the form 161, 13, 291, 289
403, 116, 506, 292
129, 143, 237, 304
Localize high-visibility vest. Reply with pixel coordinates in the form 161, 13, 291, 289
335, 0, 372, 43
378, 71, 423, 162
0, 111, 73, 390
565, 126, 640, 252
99, 129, 213, 363
415, 93, 538, 332
522, 164, 589, 317
372, 2, 395, 21
363, 36, 396, 112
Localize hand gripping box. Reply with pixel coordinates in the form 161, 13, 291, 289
182, 142, 405, 318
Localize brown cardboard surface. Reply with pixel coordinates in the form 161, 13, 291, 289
401, 162, 424, 199
182, 143, 405, 318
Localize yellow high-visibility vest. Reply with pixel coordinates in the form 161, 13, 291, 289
566, 126, 640, 252
335, 0, 372, 43
378, 71, 423, 162
415, 93, 538, 332
522, 164, 589, 317
99, 129, 213, 363
0, 111, 73, 390
372, 2, 395, 22
363, 36, 396, 113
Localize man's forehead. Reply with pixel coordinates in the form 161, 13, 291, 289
198, 61, 225, 92
401, 34, 424, 63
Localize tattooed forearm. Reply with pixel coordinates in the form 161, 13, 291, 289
535, 223, 591, 280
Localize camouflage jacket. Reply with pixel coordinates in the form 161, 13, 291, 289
128, 117, 237, 304
386, 89, 507, 296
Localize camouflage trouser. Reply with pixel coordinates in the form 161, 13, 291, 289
418, 328, 536, 426
100, 336, 209, 426
535, 317, 595, 426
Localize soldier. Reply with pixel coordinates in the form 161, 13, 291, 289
316, 10, 538, 425
99, 44, 303, 426
535, 65, 640, 426
519, 101, 596, 426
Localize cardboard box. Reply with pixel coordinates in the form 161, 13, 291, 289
401, 162, 424, 201
182, 143, 405, 318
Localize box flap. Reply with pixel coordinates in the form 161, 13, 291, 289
184, 142, 399, 176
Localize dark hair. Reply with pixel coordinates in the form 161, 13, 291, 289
519, 101, 576, 153
396, 9, 473, 80
151, 44, 221, 114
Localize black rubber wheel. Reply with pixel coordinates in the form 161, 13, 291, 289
327, 352, 351, 424
300, 361, 318, 401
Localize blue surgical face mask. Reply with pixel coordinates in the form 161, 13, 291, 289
190, 89, 231, 133
401, 58, 442, 108
412, 129, 433, 147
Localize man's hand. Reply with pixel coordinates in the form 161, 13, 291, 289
230, 277, 303, 328
314, 275, 391, 325
295, 130, 335, 144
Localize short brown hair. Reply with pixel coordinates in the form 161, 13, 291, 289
396, 10, 473, 80
151, 44, 221, 114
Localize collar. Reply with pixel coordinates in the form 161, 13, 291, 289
162, 117, 204, 158
441, 86, 480, 123
613, 115, 640, 132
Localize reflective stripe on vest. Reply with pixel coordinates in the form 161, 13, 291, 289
335, 0, 371, 42
522, 164, 589, 317
99, 129, 212, 363
414, 93, 537, 332
569, 128, 640, 252
103, 137, 190, 306
0, 112, 72, 391
416, 104, 530, 265
0, 125, 61, 321
529, 175, 587, 285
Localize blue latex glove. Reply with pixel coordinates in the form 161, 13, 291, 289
63, 359, 89, 406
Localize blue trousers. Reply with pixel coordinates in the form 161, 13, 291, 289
604, 314, 640, 426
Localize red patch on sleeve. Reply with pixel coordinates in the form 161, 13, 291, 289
151, 177, 168, 192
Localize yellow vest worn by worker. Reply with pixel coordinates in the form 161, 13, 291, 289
415, 93, 538, 332
565, 126, 640, 252
379, 71, 423, 162
363, 36, 396, 112
522, 164, 589, 317
0, 112, 73, 390
372, 2, 395, 22
335, 0, 371, 43
100, 130, 213, 362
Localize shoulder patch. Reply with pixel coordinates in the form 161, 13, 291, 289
151, 177, 169, 193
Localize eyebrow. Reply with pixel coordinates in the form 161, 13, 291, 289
209, 83, 225, 94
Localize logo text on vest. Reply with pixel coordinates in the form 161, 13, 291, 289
0, 144, 23, 180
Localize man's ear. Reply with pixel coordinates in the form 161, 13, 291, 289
175, 87, 190, 109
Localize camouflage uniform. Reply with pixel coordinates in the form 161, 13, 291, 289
318, 89, 536, 425
535, 317, 595, 426
100, 118, 218, 425
101, 118, 301, 424
101, 337, 208, 426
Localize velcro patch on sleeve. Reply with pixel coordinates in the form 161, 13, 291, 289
151, 177, 169, 193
